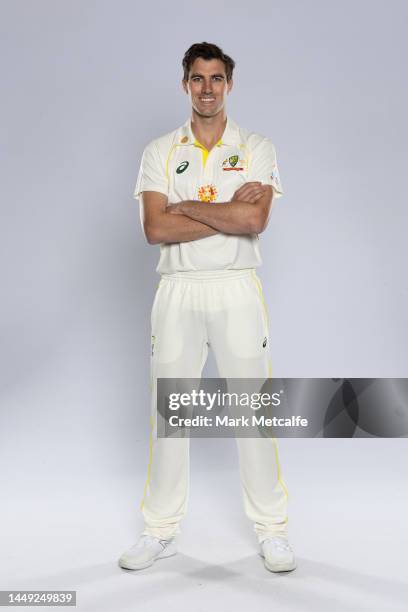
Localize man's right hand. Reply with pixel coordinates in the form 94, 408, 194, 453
231, 182, 268, 204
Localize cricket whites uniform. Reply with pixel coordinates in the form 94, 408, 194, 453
133, 116, 289, 543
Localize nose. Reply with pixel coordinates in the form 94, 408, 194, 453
201, 79, 213, 94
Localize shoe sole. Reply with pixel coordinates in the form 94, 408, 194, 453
260, 553, 297, 573
118, 546, 177, 571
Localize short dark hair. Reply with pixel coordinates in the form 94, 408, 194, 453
182, 42, 235, 82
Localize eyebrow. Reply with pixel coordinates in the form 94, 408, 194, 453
190, 73, 226, 78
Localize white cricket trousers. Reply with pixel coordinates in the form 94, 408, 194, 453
140, 268, 289, 543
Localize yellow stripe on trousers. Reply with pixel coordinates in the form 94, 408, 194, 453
251, 270, 289, 503
140, 279, 162, 510
140, 414, 154, 510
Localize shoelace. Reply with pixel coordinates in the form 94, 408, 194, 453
140, 535, 171, 549
264, 538, 292, 552
140, 535, 159, 547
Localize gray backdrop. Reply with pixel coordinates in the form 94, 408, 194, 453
1, 1, 407, 610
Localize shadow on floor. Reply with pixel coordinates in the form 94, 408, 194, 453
18, 551, 408, 611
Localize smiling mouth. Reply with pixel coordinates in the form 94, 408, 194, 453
200, 97, 215, 103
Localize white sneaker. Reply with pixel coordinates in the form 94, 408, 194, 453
118, 534, 177, 570
260, 536, 297, 572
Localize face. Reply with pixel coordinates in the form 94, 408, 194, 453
182, 57, 233, 118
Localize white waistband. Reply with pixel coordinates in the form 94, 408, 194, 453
160, 268, 256, 282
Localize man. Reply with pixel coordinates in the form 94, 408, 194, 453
119, 42, 296, 573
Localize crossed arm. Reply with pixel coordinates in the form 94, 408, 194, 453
140, 182, 274, 245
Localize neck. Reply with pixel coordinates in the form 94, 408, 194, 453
190, 108, 227, 150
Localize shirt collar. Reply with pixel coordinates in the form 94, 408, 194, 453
178, 115, 241, 146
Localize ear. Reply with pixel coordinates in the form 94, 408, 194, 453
182, 79, 189, 95
227, 78, 233, 94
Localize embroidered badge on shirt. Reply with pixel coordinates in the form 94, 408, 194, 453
198, 184, 218, 202
222, 156, 246, 171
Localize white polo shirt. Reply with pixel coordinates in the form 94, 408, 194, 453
133, 116, 283, 274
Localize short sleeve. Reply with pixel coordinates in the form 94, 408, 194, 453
133, 140, 169, 200
247, 138, 284, 200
